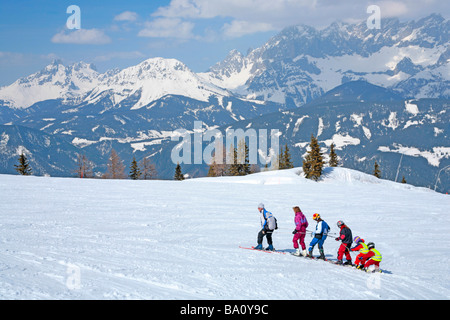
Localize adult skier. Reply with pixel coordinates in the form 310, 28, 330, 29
255, 203, 277, 251
351, 236, 370, 269
292, 206, 309, 257
335, 220, 353, 265
361, 242, 382, 272
307, 213, 329, 260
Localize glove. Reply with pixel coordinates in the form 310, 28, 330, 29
335, 237, 340, 241
292, 230, 297, 234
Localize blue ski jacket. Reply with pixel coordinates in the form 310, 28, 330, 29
312, 220, 330, 239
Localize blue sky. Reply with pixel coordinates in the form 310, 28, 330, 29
0, 0, 448, 86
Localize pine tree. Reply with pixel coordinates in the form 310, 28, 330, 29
302, 134, 324, 181
129, 156, 142, 180
105, 149, 126, 179
15, 152, 32, 176
401, 176, 407, 184
328, 143, 339, 167
211, 143, 227, 177
227, 144, 240, 176
207, 160, 217, 177
373, 161, 381, 178
237, 139, 251, 176
244, 141, 251, 175
174, 162, 185, 180
280, 144, 293, 169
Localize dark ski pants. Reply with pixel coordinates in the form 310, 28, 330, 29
257, 229, 273, 246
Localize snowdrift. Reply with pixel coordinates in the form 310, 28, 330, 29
0, 167, 449, 299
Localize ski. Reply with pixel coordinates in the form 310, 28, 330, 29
327, 260, 390, 273
292, 253, 391, 273
241, 246, 392, 273
291, 253, 327, 261
239, 246, 288, 255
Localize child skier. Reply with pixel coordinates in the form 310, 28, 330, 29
292, 206, 308, 257
335, 220, 353, 265
351, 236, 370, 268
255, 203, 277, 251
307, 213, 329, 260
361, 242, 382, 272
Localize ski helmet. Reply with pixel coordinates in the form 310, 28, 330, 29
258, 203, 264, 209
367, 242, 375, 249
354, 236, 362, 243
337, 220, 345, 228
312, 213, 321, 221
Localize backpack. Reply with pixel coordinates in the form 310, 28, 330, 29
266, 212, 278, 231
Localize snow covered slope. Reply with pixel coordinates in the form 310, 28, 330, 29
0, 167, 449, 299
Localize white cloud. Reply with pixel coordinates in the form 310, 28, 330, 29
150, 0, 335, 38
51, 29, 111, 45
376, 1, 410, 17
114, 11, 139, 22
222, 20, 275, 38
138, 18, 196, 39
149, 0, 450, 38
153, 0, 319, 24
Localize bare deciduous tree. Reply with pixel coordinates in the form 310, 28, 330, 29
75, 153, 94, 178
104, 149, 126, 179
139, 157, 157, 180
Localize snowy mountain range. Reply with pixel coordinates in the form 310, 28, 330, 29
1, 14, 447, 111
200, 13, 449, 106
0, 14, 448, 192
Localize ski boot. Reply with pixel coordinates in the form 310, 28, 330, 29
318, 249, 326, 260
293, 248, 301, 256
254, 244, 263, 250
265, 245, 274, 251
336, 260, 343, 265
344, 260, 353, 266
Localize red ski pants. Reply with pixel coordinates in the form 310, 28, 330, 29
337, 243, 352, 261
354, 253, 365, 265
364, 259, 380, 269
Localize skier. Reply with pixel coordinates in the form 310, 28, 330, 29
361, 242, 382, 272
350, 236, 370, 269
335, 220, 353, 265
292, 206, 309, 257
307, 213, 329, 260
255, 203, 277, 251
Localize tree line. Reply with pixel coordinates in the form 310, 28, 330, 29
13, 135, 403, 182
13, 149, 158, 180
